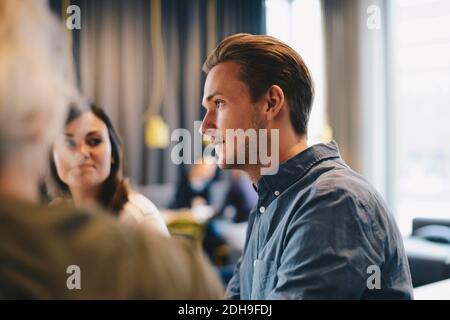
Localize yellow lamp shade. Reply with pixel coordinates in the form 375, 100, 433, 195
145, 115, 170, 149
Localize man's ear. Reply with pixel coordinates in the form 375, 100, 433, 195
264, 85, 285, 121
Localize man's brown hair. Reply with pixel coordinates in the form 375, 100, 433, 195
203, 33, 314, 136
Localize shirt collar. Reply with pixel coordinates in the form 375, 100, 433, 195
255, 140, 341, 199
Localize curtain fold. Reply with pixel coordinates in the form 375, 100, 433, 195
217, 0, 266, 39
322, 0, 389, 196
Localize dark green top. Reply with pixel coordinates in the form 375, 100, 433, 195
0, 199, 223, 299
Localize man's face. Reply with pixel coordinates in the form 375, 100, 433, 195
200, 61, 266, 169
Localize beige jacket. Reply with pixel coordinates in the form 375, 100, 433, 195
119, 191, 170, 237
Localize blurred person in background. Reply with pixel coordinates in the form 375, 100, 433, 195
203, 170, 257, 284
0, 0, 222, 299
218, 170, 257, 223
49, 104, 169, 236
170, 156, 217, 209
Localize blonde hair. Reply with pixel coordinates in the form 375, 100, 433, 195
0, 0, 79, 160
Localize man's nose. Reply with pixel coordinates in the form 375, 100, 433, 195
199, 111, 216, 135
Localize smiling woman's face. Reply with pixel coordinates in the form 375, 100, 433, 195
53, 111, 112, 190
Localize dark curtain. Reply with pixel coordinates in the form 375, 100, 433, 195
216, 0, 266, 39
154, 0, 208, 184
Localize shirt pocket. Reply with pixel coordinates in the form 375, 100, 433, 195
251, 259, 277, 299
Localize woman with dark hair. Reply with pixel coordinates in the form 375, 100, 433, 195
49, 104, 169, 236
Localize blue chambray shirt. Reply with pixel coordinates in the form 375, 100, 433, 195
225, 141, 413, 300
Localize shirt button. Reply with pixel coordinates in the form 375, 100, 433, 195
274, 190, 280, 196
259, 206, 266, 213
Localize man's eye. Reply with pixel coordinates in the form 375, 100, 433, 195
87, 138, 102, 147
215, 100, 225, 109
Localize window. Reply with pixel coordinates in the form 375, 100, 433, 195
265, 0, 327, 145
391, 0, 450, 234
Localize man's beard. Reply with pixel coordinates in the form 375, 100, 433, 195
218, 113, 268, 171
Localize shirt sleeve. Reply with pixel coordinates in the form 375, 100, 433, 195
225, 207, 259, 300
225, 256, 242, 299
267, 188, 385, 299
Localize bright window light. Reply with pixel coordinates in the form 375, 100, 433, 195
266, 0, 326, 145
